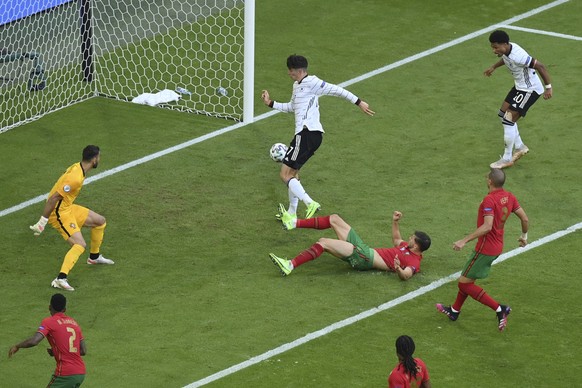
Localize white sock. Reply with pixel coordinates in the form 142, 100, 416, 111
513, 122, 525, 150
502, 123, 516, 161
288, 178, 313, 206
287, 189, 299, 216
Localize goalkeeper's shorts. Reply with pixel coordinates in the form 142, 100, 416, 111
49, 204, 90, 240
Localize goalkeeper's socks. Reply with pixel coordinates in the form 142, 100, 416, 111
57, 272, 67, 279
291, 242, 324, 268
90, 252, 100, 260
297, 216, 331, 229
59, 244, 85, 275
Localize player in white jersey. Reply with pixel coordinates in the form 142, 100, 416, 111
484, 30, 553, 169
261, 55, 374, 224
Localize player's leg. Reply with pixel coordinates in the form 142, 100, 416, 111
81, 208, 113, 265
456, 276, 499, 310
281, 129, 322, 218
511, 90, 540, 163
50, 232, 86, 291
328, 214, 352, 241
317, 237, 356, 259
284, 213, 350, 237
287, 184, 300, 216
49, 209, 87, 291
491, 89, 519, 168
437, 251, 495, 320
280, 164, 303, 214
268, 238, 327, 276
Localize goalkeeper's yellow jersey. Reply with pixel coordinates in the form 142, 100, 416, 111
48, 162, 86, 212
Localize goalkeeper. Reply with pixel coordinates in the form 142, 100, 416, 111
30, 145, 114, 291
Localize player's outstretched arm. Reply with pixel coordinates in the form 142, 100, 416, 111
8, 332, 45, 357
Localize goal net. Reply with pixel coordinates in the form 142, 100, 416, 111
0, 0, 253, 134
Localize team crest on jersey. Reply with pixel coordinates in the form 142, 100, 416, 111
70, 223, 77, 230
63, 184, 71, 193
501, 197, 508, 205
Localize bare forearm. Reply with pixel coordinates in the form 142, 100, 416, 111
41, 195, 59, 218
392, 221, 402, 245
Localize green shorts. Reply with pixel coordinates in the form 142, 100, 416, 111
47, 374, 85, 388
461, 251, 499, 279
340, 228, 375, 270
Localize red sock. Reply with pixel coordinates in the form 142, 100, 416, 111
458, 282, 499, 311
452, 289, 469, 312
291, 243, 324, 268
296, 216, 331, 229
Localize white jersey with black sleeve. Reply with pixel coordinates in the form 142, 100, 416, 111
272, 75, 360, 135
502, 42, 544, 94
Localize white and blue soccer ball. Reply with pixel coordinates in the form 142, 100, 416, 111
270, 143, 287, 162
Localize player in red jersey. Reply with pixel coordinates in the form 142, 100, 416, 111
8, 293, 87, 387
436, 168, 529, 331
269, 211, 431, 280
388, 335, 431, 388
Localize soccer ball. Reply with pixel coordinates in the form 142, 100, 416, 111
270, 143, 288, 162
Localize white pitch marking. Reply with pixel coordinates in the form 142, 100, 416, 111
499, 24, 582, 41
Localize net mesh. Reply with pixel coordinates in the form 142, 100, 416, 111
0, 0, 245, 133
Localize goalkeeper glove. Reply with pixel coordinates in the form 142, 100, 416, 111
30, 216, 48, 236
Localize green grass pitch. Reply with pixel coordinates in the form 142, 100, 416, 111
1, 0, 581, 387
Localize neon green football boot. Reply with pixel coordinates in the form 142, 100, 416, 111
269, 253, 293, 276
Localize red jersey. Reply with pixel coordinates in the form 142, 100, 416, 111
388, 358, 430, 388
475, 188, 520, 256
38, 312, 86, 376
376, 242, 423, 274
388, 357, 430, 388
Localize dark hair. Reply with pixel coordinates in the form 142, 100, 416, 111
287, 54, 308, 70
414, 231, 431, 252
395, 335, 418, 378
82, 145, 100, 161
50, 293, 67, 312
489, 30, 510, 44
489, 168, 506, 187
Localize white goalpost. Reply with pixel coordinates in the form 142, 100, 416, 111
0, 0, 254, 134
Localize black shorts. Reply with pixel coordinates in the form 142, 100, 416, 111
283, 127, 323, 170
504, 87, 541, 117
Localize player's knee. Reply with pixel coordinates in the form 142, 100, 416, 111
329, 214, 342, 226
71, 239, 87, 249
503, 110, 516, 123
316, 238, 330, 249
280, 170, 294, 183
